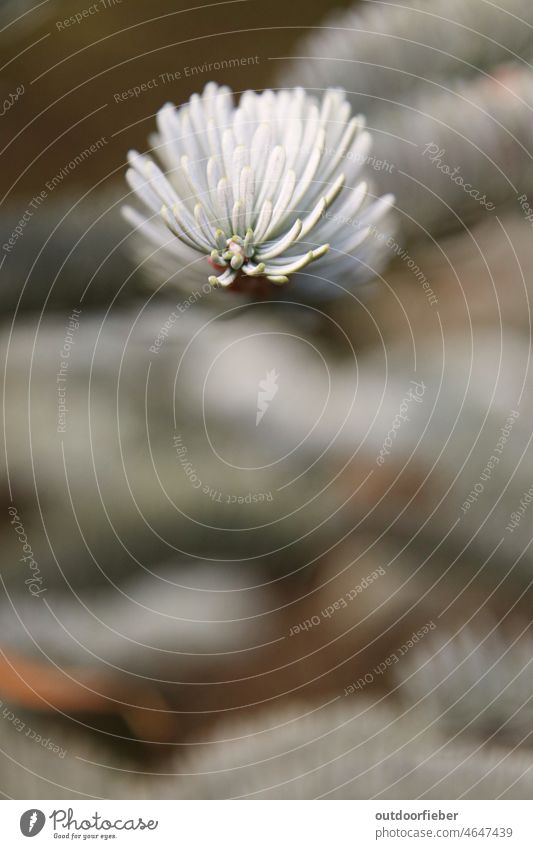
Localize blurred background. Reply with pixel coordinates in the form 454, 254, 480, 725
1, 0, 533, 798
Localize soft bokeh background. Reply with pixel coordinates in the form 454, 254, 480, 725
1, 0, 533, 798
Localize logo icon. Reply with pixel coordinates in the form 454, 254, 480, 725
20, 810, 46, 837
256, 369, 279, 425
